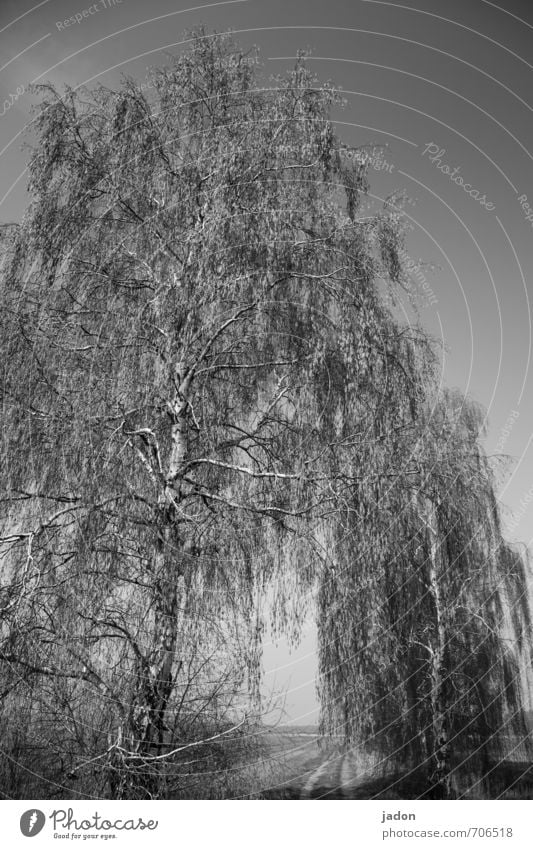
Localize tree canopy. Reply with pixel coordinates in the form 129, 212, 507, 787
0, 28, 530, 800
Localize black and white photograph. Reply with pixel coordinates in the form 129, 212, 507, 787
1, 0, 533, 843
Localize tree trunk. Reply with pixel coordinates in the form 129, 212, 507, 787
116, 363, 189, 796
129, 531, 179, 756
424, 497, 453, 799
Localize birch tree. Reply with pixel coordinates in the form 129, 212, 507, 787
318, 388, 532, 798
0, 30, 420, 797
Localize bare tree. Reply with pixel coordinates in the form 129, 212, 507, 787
3, 29, 524, 802
0, 30, 420, 798
318, 388, 532, 798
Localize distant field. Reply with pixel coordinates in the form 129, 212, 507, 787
250, 726, 331, 799
247, 728, 533, 800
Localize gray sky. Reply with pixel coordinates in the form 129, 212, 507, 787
1, 0, 532, 724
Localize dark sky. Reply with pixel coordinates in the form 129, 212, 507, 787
1, 0, 532, 723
